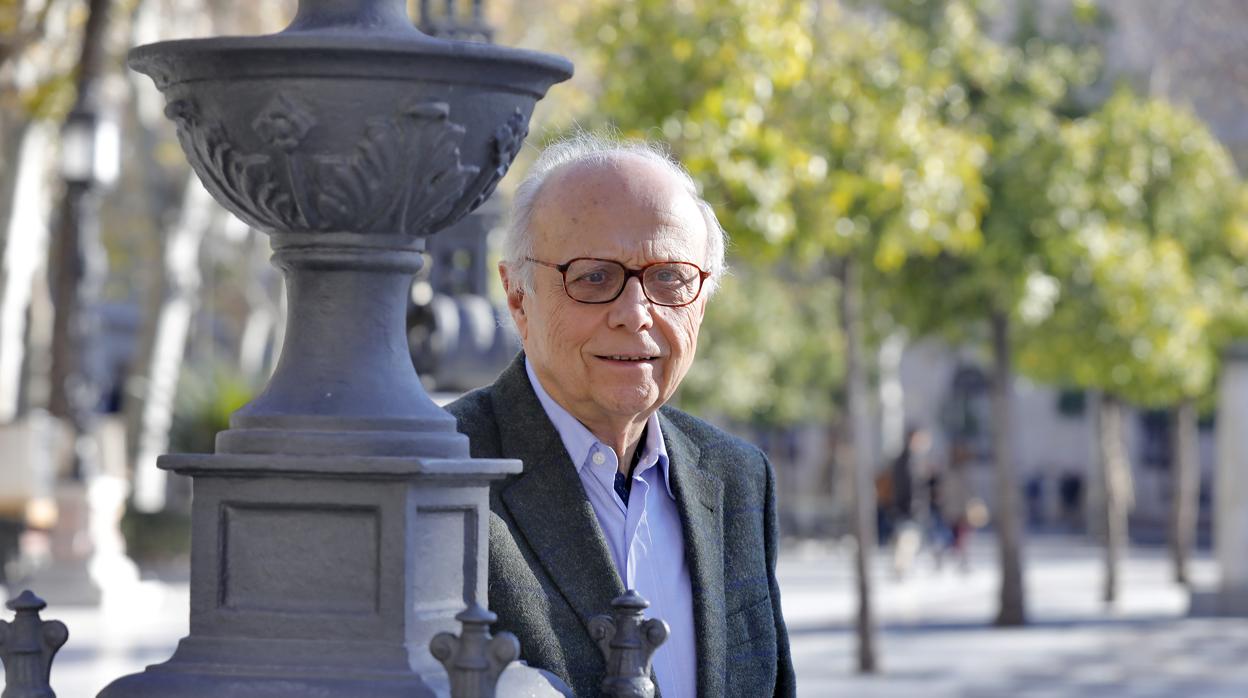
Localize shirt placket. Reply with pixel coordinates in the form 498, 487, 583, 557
623, 474, 651, 588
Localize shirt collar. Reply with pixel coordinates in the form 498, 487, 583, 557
525, 357, 673, 499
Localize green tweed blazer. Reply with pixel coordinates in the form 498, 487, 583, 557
446, 354, 796, 698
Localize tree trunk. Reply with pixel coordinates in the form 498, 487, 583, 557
1097, 393, 1134, 605
1169, 398, 1199, 586
840, 256, 878, 673
129, 174, 214, 512
46, 0, 113, 464
0, 121, 46, 421
990, 310, 1026, 626
0, 112, 31, 321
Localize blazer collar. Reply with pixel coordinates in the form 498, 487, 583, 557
659, 409, 727, 698
491, 354, 626, 634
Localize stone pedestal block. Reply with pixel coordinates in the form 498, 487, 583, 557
97, 453, 518, 697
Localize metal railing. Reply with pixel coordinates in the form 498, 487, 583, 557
2, 589, 667, 698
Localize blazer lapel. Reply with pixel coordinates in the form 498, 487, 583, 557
490, 356, 626, 635
661, 411, 726, 698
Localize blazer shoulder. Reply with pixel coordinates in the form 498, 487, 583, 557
445, 385, 494, 425
660, 405, 767, 468
445, 385, 502, 456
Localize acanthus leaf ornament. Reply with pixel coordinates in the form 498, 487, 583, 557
399, 100, 481, 234
311, 116, 405, 232
470, 107, 529, 210
163, 95, 482, 237
309, 99, 480, 236
165, 98, 306, 233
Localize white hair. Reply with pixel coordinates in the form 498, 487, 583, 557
500, 132, 729, 297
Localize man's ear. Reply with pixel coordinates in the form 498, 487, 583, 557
499, 262, 528, 340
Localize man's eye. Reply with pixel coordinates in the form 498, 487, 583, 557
653, 268, 691, 285
575, 270, 609, 285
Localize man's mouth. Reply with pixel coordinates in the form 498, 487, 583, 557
597, 354, 660, 362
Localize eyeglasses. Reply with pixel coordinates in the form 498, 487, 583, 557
525, 256, 711, 307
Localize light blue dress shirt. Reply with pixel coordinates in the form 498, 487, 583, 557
525, 359, 697, 698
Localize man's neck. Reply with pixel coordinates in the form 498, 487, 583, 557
584, 416, 648, 475
526, 359, 655, 473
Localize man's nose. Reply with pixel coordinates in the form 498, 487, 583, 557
607, 277, 654, 331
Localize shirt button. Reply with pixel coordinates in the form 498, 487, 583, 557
592, 452, 606, 465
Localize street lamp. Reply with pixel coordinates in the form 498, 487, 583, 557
59, 107, 120, 188
48, 101, 119, 479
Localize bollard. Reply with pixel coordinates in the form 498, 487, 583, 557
430, 603, 519, 698
588, 590, 669, 698
0, 590, 69, 698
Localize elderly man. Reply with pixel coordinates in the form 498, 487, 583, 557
447, 136, 795, 697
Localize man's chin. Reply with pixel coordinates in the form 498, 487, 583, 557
592, 388, 663, 420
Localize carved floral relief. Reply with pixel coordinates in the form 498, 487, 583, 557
161, 92, 531, 237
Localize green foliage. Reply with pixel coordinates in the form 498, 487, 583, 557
575, 0, 988, 267
883, 0, 1099, 335
121, 506, 191, 563
677, 261, 843, 426
169, 364, 257, 454
0, 0, 89, 121
783, 1, 989, 270
1017, 89, 1247, 404
572, 0, 812, 254
564, 0, 1247, 420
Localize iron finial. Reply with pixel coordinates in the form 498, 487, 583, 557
0, 590, 70, 698
430, 602, 520, 698
589, 590, 669, 698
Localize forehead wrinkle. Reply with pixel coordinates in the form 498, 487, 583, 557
530, 156, 708, 264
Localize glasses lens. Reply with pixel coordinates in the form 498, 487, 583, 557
643, 262, 703, 306
563, 259, 626, 302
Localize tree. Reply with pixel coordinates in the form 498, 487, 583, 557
778, 4, 987, 661
1017, 88, 1246, 601
876, 0, 1100, 626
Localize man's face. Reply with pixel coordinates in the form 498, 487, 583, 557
503, 155, 711, 429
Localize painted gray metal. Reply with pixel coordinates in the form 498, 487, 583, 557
430, 603, 518, 698
0, 590, 69, 698
97, 1, 570, 695
589, 591, 670, 698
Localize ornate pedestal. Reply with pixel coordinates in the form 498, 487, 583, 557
98, 2, 571, 695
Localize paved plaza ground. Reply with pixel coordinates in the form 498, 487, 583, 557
4, 533, 1245, 696
782, 535, 1247, 697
